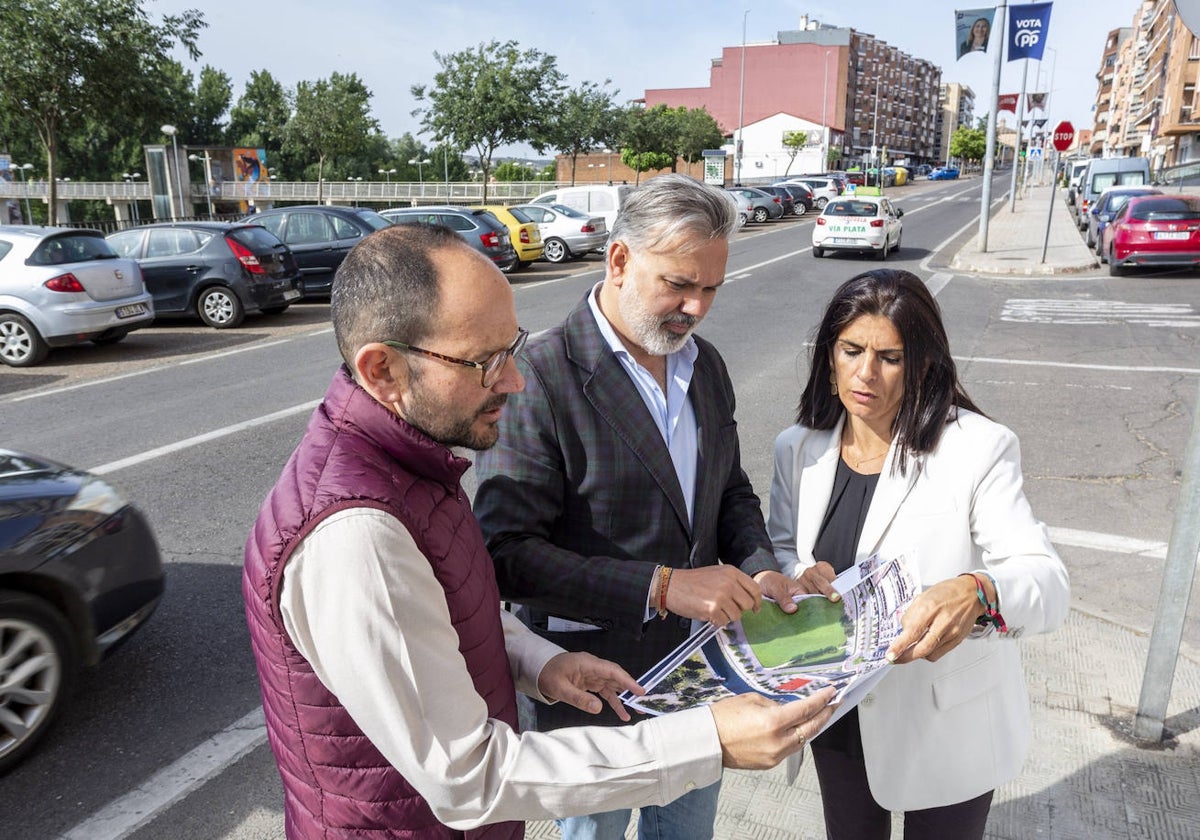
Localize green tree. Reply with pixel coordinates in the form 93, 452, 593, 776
672, 107, 724, 175
412, 40, 565, 202
781, 130, 808, 177
228, 69, 291, 152
539, 80, 618, 185
285, 72, 379, 201
617, 104, 676, 184
188, 65, 233, 146
0, 0, 204, 222
949, 127, 987, 164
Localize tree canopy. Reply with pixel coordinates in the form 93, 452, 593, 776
412, 40, 565, 202
949, 127, 987, 163
539, 80, 620, 185
0, 0, 204, 222
285, 72, 380, 200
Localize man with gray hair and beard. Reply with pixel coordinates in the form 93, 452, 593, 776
475, 174, 806, 840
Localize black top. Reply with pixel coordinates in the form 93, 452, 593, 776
810, 455, 881, 755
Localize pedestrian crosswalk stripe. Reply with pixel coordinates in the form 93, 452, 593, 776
1001, 299, 1200, 327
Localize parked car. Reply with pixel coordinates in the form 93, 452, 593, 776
786, 177, 840, 209
913, 164, 933, 178
1074, 157, 1152, 232
382, 206, 518, 273
758, 186, 797, 217
510, 203, 607, 263
106, 223, 302, 329
475, 205, 544, 269
768, 183, 815, 216
843, 169, 867, 187
726, 187, 785, 223
812, 195, 904, 260
723, 190, 752, 228
529, 185, 632, 230
928, 167, 960, 181
1101, 194, 1200, 276
1065, 159, 1091, 221
0, 448, 164, 772
0, 226, 154, 368
1085, 187, 1162, 253
821, 172, 852, 193
240, 205, 392, 298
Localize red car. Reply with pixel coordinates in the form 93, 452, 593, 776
1101, 194, 1200, 276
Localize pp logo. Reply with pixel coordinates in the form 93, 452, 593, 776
1015, 29, 1040, 48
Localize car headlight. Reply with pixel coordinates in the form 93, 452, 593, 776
68, 477, 127, 516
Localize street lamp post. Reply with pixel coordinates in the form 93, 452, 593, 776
408, 158, 432, 196
735, 9, 750, 186
188, 152, 215, 218
161, 124, 184, 219
348, 176, 363, 206
122, 171, 143, 222
378, 167, 396, 183
14, 163, 34, 224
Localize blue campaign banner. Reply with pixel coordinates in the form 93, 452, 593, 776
1009, 2, 1053, 61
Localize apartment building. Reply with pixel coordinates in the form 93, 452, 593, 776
642, 16, 943, 173
1099, 0, 1200, 168
936, 83, 976, 164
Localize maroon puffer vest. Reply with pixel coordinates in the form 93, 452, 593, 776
243, 366, 522, 839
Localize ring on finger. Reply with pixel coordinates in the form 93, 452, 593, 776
795, 726, 806, 746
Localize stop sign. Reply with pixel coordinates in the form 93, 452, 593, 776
1052, 121, 1075, 152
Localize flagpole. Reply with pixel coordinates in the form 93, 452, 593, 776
979, 0, 1007, 252
1009, 58, 1030, 211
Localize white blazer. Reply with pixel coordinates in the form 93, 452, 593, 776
768, 409, 1070, 811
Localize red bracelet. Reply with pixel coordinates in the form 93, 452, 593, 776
962, 572, 1007, 633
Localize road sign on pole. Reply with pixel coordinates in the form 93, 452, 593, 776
1052, 121, 1075, 152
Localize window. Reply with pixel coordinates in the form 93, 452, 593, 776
147, 228, 199, 257
329, 216, 361, 240
286, 213, 333, 245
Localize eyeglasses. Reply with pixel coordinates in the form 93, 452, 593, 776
382, 328, 528, 388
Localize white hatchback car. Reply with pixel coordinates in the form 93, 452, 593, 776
811, 196, 904, 260
0, 226, 154, 367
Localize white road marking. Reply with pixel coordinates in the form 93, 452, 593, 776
954, 355, 1200, 376
61, 708, 267, 840
1047, 527, 1169, 560
1001, 299, 1200, 328
926, 272, 953, 296
87, 400, 321, 475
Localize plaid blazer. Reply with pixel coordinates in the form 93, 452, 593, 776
474, 291, 776, 729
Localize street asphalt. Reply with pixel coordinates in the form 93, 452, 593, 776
526, 177, 1200, 840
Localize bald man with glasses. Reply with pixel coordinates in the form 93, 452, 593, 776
242, 223, 834, 839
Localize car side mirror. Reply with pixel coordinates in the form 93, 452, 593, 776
1100, 213, 1112, 222
895, 208, 904, 217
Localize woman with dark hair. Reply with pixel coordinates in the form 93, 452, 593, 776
768, 269, 1069, 838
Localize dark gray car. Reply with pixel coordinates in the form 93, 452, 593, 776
240, 206, 393, 298
107, 222, 302, 328
381, 206, 519, 273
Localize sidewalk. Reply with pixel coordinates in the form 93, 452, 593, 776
527, 609, 1200, 839
950, 179, 1100, 276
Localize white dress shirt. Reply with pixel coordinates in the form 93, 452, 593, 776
280, 507, 721, 830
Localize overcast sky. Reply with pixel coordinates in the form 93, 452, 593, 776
151, 0, 1145, 152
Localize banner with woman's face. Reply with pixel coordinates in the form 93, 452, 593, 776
955, 7, 996, 59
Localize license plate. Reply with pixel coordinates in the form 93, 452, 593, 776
283, 289, 302, 301
1153, 231, 1189, 240
115, 303, 147, 319
831, 237, 857, 244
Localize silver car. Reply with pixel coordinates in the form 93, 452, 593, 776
0, 226, 154, 367
510, 203, 607, 263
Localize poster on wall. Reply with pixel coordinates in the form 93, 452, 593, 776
233, 148, 269, 211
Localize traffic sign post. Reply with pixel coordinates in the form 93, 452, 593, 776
1041, 121, 1076, 263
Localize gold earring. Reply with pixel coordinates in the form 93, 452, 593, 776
829, 372, 838, 395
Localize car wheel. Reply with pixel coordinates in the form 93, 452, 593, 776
91, 330, 129, 346
1085, 229, 1094, 248
877, 239, 889, 261
260, 305, 290, 316
753, 207, 769, 223
543, 238, 570, 264
0, 590, 78, 774
0, 313, 50, 367
816, 197, 828, 210
737, 213, 748, 228
197, 286, 245, 329
812, 246, 824, 258
794, 203, 807, 217
1108, 248, 1125, 276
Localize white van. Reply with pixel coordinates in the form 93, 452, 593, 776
1075, 157, 1151, 230
530, 185, 633, 230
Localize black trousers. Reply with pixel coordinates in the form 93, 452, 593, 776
810, 711, 994, 840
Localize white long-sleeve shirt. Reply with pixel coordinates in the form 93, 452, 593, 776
279, 507, 721, 830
